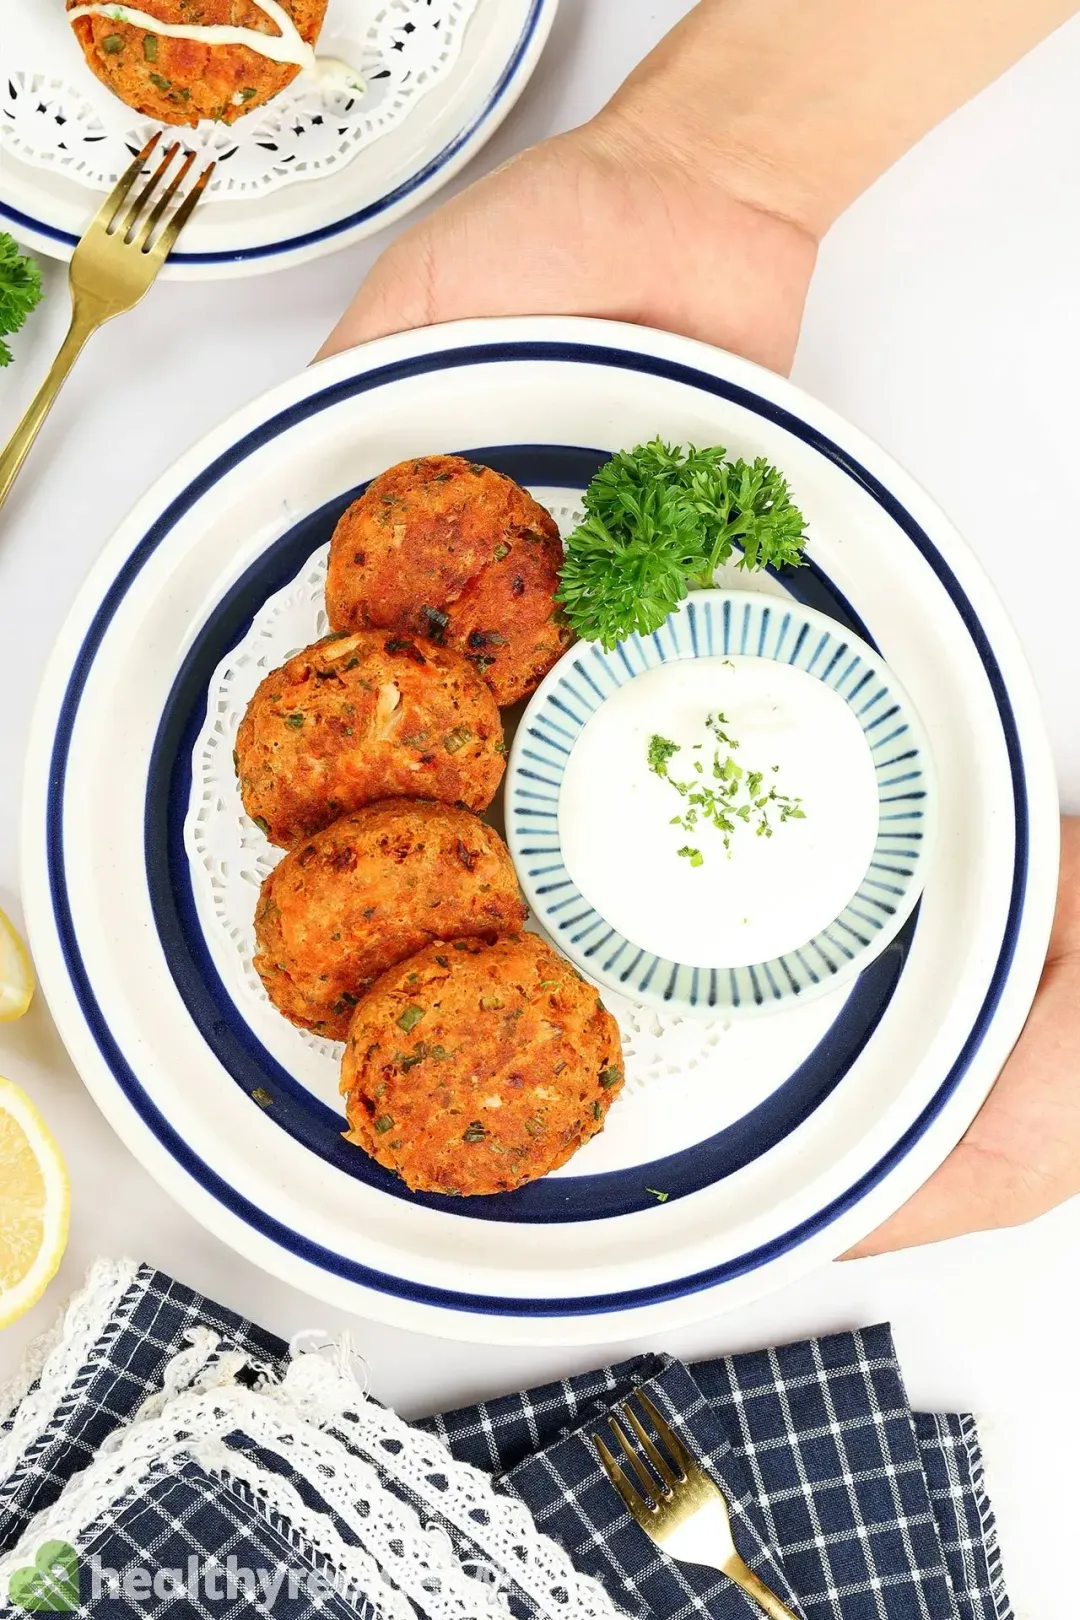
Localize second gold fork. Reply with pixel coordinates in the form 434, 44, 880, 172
593, 1391, 799, 1620
0, 134, 214, 513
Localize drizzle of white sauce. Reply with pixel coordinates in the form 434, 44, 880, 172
558, 656, 880, 969
67, 2, 364, 87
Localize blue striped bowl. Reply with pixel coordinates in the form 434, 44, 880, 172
506, 589, 936, 1017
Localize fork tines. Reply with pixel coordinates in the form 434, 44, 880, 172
102, 131, 215, 257
592, 1391, 695, 1512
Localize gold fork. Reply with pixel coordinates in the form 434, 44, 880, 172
592, 1392, 799, 1620
0, 133, 214, 512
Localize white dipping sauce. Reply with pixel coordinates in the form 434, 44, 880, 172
67, 1, 364, 84
559, 656, 879, 968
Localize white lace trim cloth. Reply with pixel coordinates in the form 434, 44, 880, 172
0, 0, 480, 201
184, 491, 736, 1119
0, 1258, 141, 1485
0, 1269, 625, 1620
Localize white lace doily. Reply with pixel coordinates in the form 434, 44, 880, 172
0, 1276, 625, 1620
0, 0, 480, 201
184, 493, 739, 1116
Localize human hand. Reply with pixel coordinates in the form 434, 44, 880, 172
320, 0, 1077, 374
318, 112, 818, 375
850, 816, 1080, 1255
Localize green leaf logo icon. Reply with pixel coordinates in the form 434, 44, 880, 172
8, 1543, 79, 1611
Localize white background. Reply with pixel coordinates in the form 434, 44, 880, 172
2, 3, 1079, 1613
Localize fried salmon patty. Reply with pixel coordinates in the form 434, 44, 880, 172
67, 0, 327, 127
254, 801, 526, 1039
325, 456, 573, 706
236, 631, 505, 847
340, 933, 624, 1195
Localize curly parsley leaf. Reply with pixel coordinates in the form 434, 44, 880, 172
557, 439, 808, 649
0, 234, 44, 368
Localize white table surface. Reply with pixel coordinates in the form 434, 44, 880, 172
2, 4, 1079, 1614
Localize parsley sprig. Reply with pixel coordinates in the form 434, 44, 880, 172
649, 716, 805, 864
557, 440, 808, 649
0, 234, 43, 368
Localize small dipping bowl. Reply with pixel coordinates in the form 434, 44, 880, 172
506, 590, 937, 1016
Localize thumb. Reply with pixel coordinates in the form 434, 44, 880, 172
315, 227, 437, 360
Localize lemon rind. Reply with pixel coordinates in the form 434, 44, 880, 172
0, 910, 35, 1023
0, 1076, 70, 1329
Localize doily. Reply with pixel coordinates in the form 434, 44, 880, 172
183, 492, 737, 1112
0, 1315, 625, 1620
0, 0, 480, 201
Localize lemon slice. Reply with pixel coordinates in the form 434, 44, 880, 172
0, 1076, 69, 1327
0, 909, 34, 1021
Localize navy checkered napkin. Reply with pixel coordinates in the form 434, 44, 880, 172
423, 1332, 1010, 1620
0, 1263, 1010, 1620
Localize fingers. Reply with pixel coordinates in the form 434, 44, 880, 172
846, 817, 1080, 1258
843, 1142, 1030, 1259
315, 227, 438, 360
314, 143, 580, 363
313, 146, 551, 362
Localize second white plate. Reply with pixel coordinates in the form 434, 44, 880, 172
0, 0, 557, 279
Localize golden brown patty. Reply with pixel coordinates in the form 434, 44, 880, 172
325, 456, 573, 706
340, 933, 624, 1196
67, 0, 327, 127
236, 631, 505, 848
254, 801, 526, 1039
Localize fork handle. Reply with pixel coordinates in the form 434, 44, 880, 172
0, 304, 98, 514
725, 1555, 800, 1619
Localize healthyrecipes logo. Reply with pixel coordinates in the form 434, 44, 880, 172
8, 1543, 78, 1612
8, 1544, 376, 1611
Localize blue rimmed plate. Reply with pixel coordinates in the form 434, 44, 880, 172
21, 317, 1059, 1345
508, 591, 936, 1017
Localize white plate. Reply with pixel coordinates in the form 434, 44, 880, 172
21, 316, 1060, 1344
0, 0, 556, 280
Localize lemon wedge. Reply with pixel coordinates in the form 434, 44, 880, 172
0, 1076, 69, 1327
0, 908, 34, 1021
